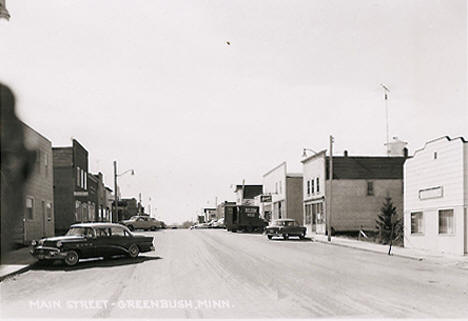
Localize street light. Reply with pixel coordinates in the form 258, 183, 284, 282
112, 161, 135, 223
302, 148, 318, 158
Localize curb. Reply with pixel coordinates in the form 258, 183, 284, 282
0, 263, 34, 282
314, 239, 423, 261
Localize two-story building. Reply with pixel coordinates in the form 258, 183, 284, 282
404, 136, 468, 256
52, 139, 89, 234
263, 162, 303, 224
302, 150, 406, 236
22, 122, 55, 243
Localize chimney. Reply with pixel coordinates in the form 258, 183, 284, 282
403, 147, 408, 158
344, 150, 348, 157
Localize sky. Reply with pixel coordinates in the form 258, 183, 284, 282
1, 0, 467, 224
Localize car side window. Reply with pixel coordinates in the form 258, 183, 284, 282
85, 228, 96, 238
110, 227, 125, 236
96, 228, 110, 238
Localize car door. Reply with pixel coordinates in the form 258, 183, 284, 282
93, 227, 115, 257
109, 226, 133, 254
134, 217, 145, 229
76, 227, 97, 259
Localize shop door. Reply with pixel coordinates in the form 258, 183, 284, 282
311, 204, 317, 233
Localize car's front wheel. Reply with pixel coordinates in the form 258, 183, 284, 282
299, 233, 305, 240
128, 244, 140, 258
267, 235, 273, 240
64, 250, 79, 266
283, 234, 289, 240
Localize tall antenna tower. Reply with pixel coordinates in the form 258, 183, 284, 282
380, 84, 390, 156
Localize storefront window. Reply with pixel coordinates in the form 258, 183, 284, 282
411, 212, 423, 234
439, 209, 454, 234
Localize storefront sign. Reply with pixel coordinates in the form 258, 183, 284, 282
74, 191, 89, 197
418, 186, 443, 200
261, 195, 272, 203
244, 207, 258, 214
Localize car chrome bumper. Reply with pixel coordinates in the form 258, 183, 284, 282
30, 246, 67, 260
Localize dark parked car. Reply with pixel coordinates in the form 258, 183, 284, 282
30, 223, 155, 266
265, 219, 306, 240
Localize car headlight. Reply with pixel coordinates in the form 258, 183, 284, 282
39, 239, 45, 246
56, 241, 63, 247
31, 240, 37, 246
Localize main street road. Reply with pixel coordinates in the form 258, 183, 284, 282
1, 229, 468, 318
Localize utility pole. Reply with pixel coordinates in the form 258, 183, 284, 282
241, 179, 245, 205
327, 135, 334, 242
113, 161, 117, 223
149, 197, 152, 216
138, 192, 142, 215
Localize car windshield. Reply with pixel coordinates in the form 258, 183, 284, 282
66, 227, 94, 237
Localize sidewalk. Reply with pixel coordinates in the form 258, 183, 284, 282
313, 234, 468, 268
0, 246, 37, 282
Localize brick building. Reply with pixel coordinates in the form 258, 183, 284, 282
52, 139, 89, 234
21, 122, 55, 244
116, 198, 139, 221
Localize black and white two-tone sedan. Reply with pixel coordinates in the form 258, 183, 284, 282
30, 223, 155, 266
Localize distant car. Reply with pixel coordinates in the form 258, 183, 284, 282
120, 216, 161, 231
265, 219, 306, 240
30, 223, 155, 266
211, 218, 225, 229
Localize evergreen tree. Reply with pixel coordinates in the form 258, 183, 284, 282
376, 197, 402, 251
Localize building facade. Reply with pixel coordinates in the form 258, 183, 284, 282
52, 139, 89, 234
302, 151, 406, 236
21, 122, 55, 243
263, 162, 303, 223
116, 198, 138, 221
404, 136, 468, 256
216, 201, 236, 220
203, 208, 217, 221
234, 185, 263, 206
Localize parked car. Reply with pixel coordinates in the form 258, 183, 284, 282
211, 218, 225, 229
30, 223, 155, 266
265, 219, 306, 240
120, 216, 161, 231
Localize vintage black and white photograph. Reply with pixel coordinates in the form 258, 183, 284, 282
1, 0, 467, 319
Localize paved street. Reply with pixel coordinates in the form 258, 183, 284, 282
1, 229, 468, 318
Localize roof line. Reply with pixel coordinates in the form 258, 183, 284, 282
20, 121, 52, 143
412, 136, 467, 157
301, 149, 327, 163
263, 161, 287, 177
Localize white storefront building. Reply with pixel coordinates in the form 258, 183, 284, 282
404, 136, 468, 256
